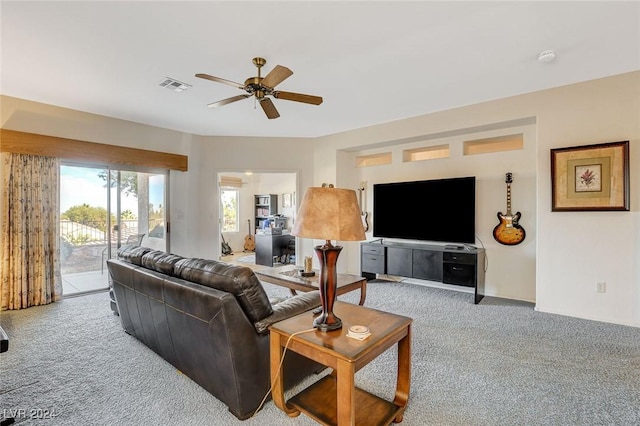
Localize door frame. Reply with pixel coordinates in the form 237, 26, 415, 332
216, 169, 299, 261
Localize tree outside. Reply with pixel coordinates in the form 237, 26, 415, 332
221, 190, 238, 232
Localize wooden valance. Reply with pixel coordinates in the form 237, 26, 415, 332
219, 175, 244, 188
0, 129, 188, 171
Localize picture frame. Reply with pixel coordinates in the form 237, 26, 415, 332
283, 192, 292, 208
550, 141, 629, 211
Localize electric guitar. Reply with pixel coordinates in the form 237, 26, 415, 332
221, 233, 233, 256
243, 219, 255, 252
493, 172, 526, 246
357, 182, 369, 232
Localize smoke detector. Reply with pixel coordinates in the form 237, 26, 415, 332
159, 77, 191, 92
538, 50, 557, 63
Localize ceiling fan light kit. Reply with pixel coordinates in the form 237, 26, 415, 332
196, 57, 323, 119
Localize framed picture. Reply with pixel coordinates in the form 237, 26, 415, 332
283, 193, 292, 208
551, 141, 629, 211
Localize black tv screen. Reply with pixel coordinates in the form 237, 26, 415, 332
373, 176, 476, 244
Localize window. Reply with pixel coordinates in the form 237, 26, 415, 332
221, 189, 239, 232
59, 163, 168, 296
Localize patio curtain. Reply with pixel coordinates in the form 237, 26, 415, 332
1, 152, 62, 310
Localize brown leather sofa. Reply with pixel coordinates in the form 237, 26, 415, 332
107, 245, 322, 420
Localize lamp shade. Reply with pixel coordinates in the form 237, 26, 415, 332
292, 186, 366, 241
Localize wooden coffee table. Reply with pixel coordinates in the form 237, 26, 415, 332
255, 264, 367, 306
270, 301, 412, 425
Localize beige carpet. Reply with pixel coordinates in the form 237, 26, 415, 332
2, 281, 640, 425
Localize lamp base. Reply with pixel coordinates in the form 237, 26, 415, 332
312, 242, 343, 332
313, 312, 342, 331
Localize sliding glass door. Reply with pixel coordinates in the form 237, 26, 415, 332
60, 164, 167, 296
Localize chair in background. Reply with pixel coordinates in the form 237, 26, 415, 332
124, 233, 145, 246
272, 238, 296, 266
102, 233, 145, 274
285, 237, 296, 264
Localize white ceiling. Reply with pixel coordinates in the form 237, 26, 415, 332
2, 1, 639, 138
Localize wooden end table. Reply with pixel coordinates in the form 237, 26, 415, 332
255, 264, 368, 306
270, 301, 412, 425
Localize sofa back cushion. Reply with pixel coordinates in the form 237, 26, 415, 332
141, 250, 185, 275
173, 258, 273, 323
117, 245, 153, 265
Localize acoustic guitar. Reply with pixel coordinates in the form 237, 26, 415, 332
493, 172, 526, 246
357, 182, 369, 232
243, 219, 255, 252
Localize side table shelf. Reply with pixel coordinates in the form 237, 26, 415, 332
288, 375, 400, 425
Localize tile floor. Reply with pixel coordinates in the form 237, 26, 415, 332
62, 270, 109, 296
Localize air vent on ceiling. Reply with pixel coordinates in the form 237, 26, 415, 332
159, 77, 191, 92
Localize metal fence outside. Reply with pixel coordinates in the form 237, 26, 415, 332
60, 219, 140, 245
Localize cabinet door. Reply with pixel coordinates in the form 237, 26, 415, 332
361, 244, 385, 274
254, 235, 273, 266
387, 247, 412, 277
443, 263, 476, 287
412, 250, 443, 281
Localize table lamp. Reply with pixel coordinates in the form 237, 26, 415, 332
292, 184, 366, 331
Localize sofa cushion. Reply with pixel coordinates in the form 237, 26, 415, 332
117, 245, 154, 265
173, 258, 273, 323
141, 250, 185, 276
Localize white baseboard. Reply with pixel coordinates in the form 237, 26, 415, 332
534, 305, 640, 328
378, 275, 474, 294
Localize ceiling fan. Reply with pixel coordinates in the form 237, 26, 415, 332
196, 57, 323, 119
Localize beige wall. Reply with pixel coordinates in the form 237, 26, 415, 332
0, 95, 195, 155
2, 70, 639, 326
314, 71, 640, 327
334, 122, 538, 302
188, 135, 313, 259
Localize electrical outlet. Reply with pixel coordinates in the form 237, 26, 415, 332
596, 282, 607, 293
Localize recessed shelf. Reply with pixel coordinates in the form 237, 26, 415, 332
403, 144, 450, 162
463, 134, 523, 155
355, 152, 392, 168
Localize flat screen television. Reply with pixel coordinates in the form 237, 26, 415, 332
373, 176, 476, 244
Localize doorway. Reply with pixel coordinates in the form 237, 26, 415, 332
60, 164, 168, 296
217, 171, 297, 267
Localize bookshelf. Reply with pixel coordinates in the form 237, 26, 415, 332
254, 194, 278, 230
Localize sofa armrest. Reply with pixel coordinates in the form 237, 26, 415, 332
254, 291, 321, 334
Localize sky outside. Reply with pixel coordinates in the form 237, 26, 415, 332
60, 165, 163, 214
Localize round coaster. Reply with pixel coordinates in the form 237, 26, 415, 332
348, 325, 369, 334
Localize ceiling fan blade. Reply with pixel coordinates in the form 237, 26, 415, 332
207, 94, 251, 109
261, 65, 293, 88
195, 73, 244, 90
273, 91, 323, 105
260, 98, 280, 119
